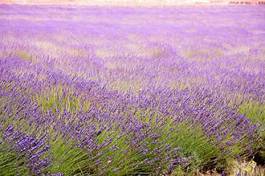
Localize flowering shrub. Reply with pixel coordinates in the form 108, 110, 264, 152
0, 4, 265, 175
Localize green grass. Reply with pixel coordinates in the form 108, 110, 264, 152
239, 101, 265, 164
239, 101, 265, 147
35, 85, 91, 114
160, 120, 222, 173
0, 149, 30, 176
95, 128, 147, 175
46, 135, 94, 175
0, 137, 30, 176
239, 102, 265, 135
131, 110, 224, 174
95, 116, 223, 175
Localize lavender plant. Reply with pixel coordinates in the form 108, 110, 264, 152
0, 4, 265, 175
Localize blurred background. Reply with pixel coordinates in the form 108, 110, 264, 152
0, 0, 254, 6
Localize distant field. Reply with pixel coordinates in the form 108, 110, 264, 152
0, 5, 265, 175
0, 0, 228, 6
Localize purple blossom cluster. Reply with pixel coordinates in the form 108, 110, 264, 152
2, 125, 50, 175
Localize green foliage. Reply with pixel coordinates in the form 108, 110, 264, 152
239, 102, 265, 137
2, 85, 263, 175
16, 50, 34, 62
0, 138, 30, 176
239, 101, 265, 164
95, 128, 146, 176
161, 120, 222, 173
47, 136, 94, 175
134, 110, 223, 174
171, 166, 186, 176
35, 85, 91, 114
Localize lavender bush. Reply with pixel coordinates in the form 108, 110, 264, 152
0, 4, 265, 175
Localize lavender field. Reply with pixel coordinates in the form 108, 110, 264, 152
0, 4, 265, 175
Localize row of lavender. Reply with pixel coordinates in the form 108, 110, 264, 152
0, 5, 265, 175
